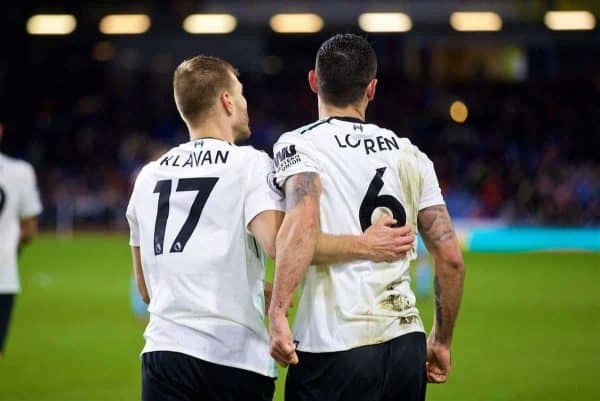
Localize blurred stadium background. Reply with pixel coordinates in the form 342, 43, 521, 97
0, 0, 599, 400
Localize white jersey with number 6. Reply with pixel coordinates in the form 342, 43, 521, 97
273, 117, 445, 353
0, 153, 42, 294
126, 138, 283, 377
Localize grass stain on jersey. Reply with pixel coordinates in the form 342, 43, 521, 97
396, 142, 424, 260
379, 294, 410, 311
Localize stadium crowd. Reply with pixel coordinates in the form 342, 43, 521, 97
5, 68, 599, 228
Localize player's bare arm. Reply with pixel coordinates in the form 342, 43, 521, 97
418, 204, 465, 384
249, 210, 285, 259
19, 216, 38, 244
18, 216, 38, 254
17, 216, 38, 254
268, 172, 320, 367
315, 216, 415, 264
131, 246, 150, 304
250, 210, 415, 264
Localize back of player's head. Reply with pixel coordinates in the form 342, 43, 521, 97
315, 34, 377, 107
173, 55, 238, 127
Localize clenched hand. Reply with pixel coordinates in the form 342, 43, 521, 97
269, 315, 299, 367
426, 340, 451, 383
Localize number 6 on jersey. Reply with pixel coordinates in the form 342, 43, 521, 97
359, 167, 406, 231
153, 177, 219, 255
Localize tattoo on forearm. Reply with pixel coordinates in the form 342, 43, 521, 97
434, 275, 443, 341
285, 173, 319, 210
418, 205, 456, 247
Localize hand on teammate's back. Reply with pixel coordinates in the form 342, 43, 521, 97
361, 216, 416, 262
269, 315, 299, 368
426, 340, 451, 383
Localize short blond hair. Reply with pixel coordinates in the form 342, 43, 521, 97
173, 55, 238, 125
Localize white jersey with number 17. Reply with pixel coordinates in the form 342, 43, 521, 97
273, 117, 445, 353
126, 138, 283, 377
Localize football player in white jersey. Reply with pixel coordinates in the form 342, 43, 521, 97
269, 34, 466, 401
126, 55, 417, 401
0, 122, 42, 356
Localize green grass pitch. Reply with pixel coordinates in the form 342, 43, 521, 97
0, 234, 598, 400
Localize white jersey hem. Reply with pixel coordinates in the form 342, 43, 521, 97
295, 324, 425, 353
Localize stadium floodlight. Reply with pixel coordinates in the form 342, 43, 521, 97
450, 100, 468, 123
358, 13, 412, 32
544, 11, 596, 31
450, 11, 502, 31
269, 13, 324, 33
183, 14, 237, 34
99, 14, 151, 35
26, 14, 77, 35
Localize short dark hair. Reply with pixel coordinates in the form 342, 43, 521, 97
173, 55, 238, 126
315, 34, 377, 107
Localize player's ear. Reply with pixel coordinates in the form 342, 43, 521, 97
308, 70, 318, 94
220, 91, 234, 116
366, 79, 377, 101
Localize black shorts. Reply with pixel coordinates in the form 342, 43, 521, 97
285, 332, 427, 401
0, 294, 16, 353
142, 351, 275, 401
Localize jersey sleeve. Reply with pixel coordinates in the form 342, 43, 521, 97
244, 151, 285, 229
417, 152, 445, 210
272, 133, 319, 188
18, 163, 43, 218
126, 184, 140, 247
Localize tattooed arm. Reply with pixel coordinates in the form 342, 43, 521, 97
418, 204, 465, 383
268, 172, 320, 366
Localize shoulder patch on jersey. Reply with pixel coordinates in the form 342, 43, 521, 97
267, 171, 284, 197
273, 144, 297, 169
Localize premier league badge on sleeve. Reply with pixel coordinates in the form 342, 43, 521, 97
267, 171, 284, 199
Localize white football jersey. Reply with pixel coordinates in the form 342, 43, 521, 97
273, 117, 445, 353
0, 153, 42, 294
126, 138, 283, 377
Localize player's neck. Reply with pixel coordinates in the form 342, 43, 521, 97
188, 120, 235, 144
318, 100, 366, 122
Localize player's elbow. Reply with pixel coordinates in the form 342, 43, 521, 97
263, 242, 277, 260
279, 210, 318, 242
441, 248, 465, 277
433, 244, 465, 277
301, 216, 319, 236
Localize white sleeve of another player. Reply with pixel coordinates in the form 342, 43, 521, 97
19, 163, 43, 218
417, 152, 445, 210
244, 152, 285, 230
126, 184, 140, 247
272, 134, 319, 188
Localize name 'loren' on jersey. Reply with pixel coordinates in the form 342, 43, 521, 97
273, 116, 445, 353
